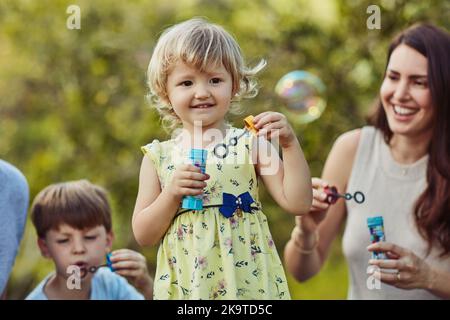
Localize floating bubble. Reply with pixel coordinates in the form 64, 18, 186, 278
275, 70, 327, 124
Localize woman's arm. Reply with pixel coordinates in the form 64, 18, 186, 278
284, 129, 361, 281
428, 268, 450, 299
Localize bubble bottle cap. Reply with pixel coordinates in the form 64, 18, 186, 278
244, 115, 258, 136
323, 186, 339, 204
367, 216, 384, 227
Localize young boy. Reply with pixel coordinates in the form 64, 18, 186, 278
26, 180, 153, 300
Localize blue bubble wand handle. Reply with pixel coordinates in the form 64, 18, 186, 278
85, 252, 116, 277
182, 149, 208, 210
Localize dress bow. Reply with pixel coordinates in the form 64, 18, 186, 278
219, 192, 255, 218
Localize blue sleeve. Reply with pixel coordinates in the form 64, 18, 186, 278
0, 160, 29, 294
114, 273, 145, 300
25, 276, 50, 300
92, 269, 144, 300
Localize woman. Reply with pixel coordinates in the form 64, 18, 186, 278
284, 23, 450, 299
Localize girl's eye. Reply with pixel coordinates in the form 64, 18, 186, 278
179, 80, 193, 86
210, 78, 222, 84
57, 239, 69, 244
85, 235, 98, 241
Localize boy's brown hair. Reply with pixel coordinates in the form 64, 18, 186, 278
31, 180, 112, 238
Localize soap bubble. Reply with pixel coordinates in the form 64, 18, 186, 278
275, 70, 327, 124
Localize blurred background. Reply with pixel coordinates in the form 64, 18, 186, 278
1, 0, 448, 299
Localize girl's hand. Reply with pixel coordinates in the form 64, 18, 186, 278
367, 242, 436, 290
253, 112, 297, 148
296, 178, 330, 234
166, 164, 210, 201
109, 249, 154, 299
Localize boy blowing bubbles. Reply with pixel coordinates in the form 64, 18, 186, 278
26, 180, 153, 300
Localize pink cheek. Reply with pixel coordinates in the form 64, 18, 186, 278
380, 85, 393, 102
419, 96, 433, 110
380, 99, 391, 115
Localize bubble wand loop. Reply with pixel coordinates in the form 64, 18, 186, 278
212, 115, 258, 159
79, 253, 115, 279
324, 186, 365, 204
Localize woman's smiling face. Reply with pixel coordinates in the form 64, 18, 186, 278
380, 44, 434, 138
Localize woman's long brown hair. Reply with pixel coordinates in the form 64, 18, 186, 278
368, 23, 450, 256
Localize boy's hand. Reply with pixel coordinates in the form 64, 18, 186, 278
109, 249, 154, 299
253, 111, 297, 148
167, 164, 210, 201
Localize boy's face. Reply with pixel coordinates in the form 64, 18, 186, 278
166, 61, 234, 132
38, 224, 113, 281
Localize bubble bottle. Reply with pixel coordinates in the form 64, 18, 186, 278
367, 216, 387, 260
182, 149, 208, 210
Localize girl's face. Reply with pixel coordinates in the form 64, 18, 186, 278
380, 44, 434, 138
165, 61, 234, 132
38, 224, 113, 281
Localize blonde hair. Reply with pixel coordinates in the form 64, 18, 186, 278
147, 17, 266, 133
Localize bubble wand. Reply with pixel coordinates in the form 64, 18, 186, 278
212, 115, 258, 159
79, 253, 115, 278
324, 185, 365, 204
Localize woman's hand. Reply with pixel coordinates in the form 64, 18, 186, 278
253, 111, 297, 148
110, 249, 154, 299
367, 242, 436, 290
296, 178, 331, 234
166, 164, 209, 201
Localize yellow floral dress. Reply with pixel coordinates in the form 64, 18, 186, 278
142, 127, 290, 300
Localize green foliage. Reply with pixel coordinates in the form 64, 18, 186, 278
1, 0, 448, 299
